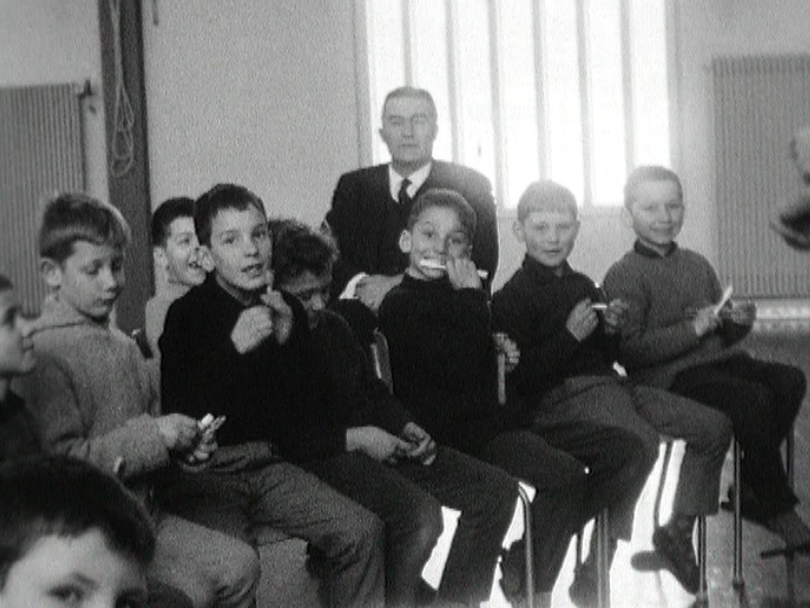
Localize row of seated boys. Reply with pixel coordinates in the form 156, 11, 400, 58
1, 163, 807, 608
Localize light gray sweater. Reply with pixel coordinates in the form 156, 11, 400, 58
20, 295, 169, 494
603, 243, 750, 388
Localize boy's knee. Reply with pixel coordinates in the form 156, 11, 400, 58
703, 409, 734, 449
220, 543, 261, 599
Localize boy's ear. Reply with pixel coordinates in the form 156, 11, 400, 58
153, 247, 168, 270
512, 220, 526, 243
398, 230, 413, 254
198, 246, 215, 273
39, 258, 63, 290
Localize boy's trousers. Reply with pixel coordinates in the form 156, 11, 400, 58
157, 444, 385, 608
531, 375, 730, 540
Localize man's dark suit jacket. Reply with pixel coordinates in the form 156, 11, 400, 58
325, 161, 499, 296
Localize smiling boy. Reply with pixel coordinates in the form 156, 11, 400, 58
604, 165, 809, 555
144, 197, 205, 357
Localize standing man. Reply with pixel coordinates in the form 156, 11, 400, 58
325, 86, 499, 311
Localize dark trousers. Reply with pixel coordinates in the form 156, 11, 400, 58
306, 447, 517, 607
481, 430, 588, 592
670, 354, 806, 518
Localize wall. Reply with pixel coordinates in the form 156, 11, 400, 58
0, 0, 107, 201
5, 1, 810, 293
142, 0, 361, 226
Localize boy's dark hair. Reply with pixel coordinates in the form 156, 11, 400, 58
406, 189, 477, 242
624, 165, 683, 209
194, 184, 267, 246
0, 274, 11, 292
517, 180, 578, 222
383, 86, 437, 122
271, 219, 338, 286
0, 455, 155, 587
151, 197, 196, 248
39, 193, 132, 263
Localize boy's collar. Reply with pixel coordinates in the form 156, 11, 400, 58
634, 239, 678, 258
522, 255, 573, 281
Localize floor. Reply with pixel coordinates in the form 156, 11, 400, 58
478, 326, 810, 608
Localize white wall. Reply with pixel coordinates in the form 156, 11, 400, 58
0, 0, 107, 200
142, 0, 361, 226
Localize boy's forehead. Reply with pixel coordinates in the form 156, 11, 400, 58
523, 208, 577, 224
629, 179, 682, 204
210, 206, 266, 231
415, 205, 463, 227
167, 216, 196, 236
68, 239, 124, 262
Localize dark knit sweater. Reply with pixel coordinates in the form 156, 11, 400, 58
311, 309, 411, 435
491, 257, 617, 403
0, 391, 40, 462
160, 275, 346, 462
378, 275, 517, 455
602, 241, 750, 388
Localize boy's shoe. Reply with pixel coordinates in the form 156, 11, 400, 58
568, 562, 598, 608
652, 526, 700, 594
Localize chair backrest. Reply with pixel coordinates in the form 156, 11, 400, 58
131, 328, 153, 359
370, 329, 394, 393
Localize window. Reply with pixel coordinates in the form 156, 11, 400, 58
363, 0, 673, 210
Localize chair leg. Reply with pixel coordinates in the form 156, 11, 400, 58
696, 516, 708, 604
733, 439, 745, 589
517, 483, 535, 608
653, 441, 674, 529
596, 509, 611, 608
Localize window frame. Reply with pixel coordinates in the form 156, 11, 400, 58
355, 0, 681, 216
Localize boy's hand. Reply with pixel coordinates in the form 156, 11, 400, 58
231, 306, 275, 353
356, 274, 402, 312
566, 299, 599, 342
493, 333, 520, 372
691, 305, 721, 337
721, 300, 757, 326
602, 299, 629, 334
401, 422, 438, 465
347, 426, 412, 464
156, 414, 200, 452
262, 290, 294, 344
446, 258, 482, 290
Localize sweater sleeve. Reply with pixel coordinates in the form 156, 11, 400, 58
603, 260, 702, 368
26, 353, 168, 479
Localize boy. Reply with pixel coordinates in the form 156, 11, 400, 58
0, 455, 154, 608
603, 165, 809, 554
20, 193, 260, 608
379, 189, 600, 608
0, 274, 39, 461
491, 180, 733, 600
144, 197, 205, 357
159, 184, 384, 608
272, 219, 517, 608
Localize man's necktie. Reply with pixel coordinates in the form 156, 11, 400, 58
398, 178, 412, 207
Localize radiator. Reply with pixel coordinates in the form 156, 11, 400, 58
713, 55, 810, 298
0, 84, 85, 314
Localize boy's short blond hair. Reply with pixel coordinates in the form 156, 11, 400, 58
624, 166, 683, 209
39, 193, 131, 264
516, 180, 578, 222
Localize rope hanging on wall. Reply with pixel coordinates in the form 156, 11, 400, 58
108, 0, 135, 178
